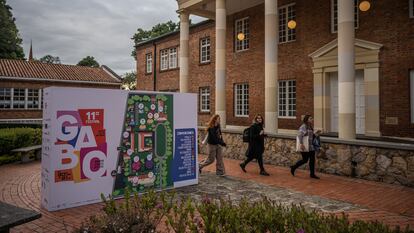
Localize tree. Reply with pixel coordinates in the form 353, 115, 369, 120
0, 0, 25, 59
121, 71, 137, 90
39, 55, 61, 64
77, 56, 99, 68
131, 20, 179, 59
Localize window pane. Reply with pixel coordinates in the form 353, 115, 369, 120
0, 88, 11, 109
13, 88, 25, 109
235, 18, 250, 52
160, 50, 168, 70
27, 89, 39, 109
200, 87, 210, 112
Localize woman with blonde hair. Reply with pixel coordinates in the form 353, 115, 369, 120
240, 114, 269, 176
199, 114, 227, 176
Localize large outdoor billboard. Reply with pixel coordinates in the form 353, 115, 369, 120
41, 87, 198, 211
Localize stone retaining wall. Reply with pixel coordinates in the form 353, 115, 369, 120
198, 129, 414, 187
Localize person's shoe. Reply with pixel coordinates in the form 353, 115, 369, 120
216, 173, 226, 177
240, 163, 247, 173
290, 166, 295, 176
310, 174, 320, 179
260, 170, 270, 176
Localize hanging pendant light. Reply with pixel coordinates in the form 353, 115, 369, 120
237, 32, 245, 41
359, 1, 371, 12
287, 20, 297, 29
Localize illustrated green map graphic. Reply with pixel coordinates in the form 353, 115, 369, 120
112, 93, 174, 196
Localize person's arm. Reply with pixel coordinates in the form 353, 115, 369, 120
297, 125, 306, 144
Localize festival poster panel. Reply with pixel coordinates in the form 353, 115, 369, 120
112, 93, 174, 197
41, 87, 198, 211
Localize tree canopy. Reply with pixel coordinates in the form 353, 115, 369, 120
77, 56, 100, 68
121, 71, 137, 90
131, 20, 179, 59
0, 0, 25, 59
39, 55, 61, 64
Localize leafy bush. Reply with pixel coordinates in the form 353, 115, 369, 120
76, 190, 174, 233
0, 127, 42, 155
77, 192, 413, 233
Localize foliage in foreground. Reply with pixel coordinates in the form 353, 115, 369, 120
0, 127, 42, 164
76, 190, 413, 233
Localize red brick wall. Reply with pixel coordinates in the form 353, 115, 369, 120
354, 0, 414, 137
0, 80, 120, 120
136, 1, 414, 138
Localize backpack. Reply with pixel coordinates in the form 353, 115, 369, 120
242, 127, 251, 143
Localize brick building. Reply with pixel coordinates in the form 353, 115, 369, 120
136, 0, 414, 138
0, 59, 122, 124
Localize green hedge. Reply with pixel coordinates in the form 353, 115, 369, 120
76, 191, 414, 233
0, 128, 42, 164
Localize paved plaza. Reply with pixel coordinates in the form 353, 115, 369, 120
0, 156, 413, 233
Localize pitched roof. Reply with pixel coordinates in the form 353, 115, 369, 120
0, 59, 121, 84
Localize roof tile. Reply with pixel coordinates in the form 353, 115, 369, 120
0, 59, 121, 84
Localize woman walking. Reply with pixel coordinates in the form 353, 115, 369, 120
199, 114, 227, 176
239, 114, 270, 176
290, 114, 321, 179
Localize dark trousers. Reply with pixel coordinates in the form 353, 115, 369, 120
243, 154, 265, 171
292, 151, 316, 175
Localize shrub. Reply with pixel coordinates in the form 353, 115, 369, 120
0, 127, 42, 155
77, 192, 413, 233
76, 190, 174, 233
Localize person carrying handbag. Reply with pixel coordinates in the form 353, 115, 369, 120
199, 114, 227, 176
290, 114, 321, 179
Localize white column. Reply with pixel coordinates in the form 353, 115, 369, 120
338, 0, 356, 139
215, 0, 227, 127
264, 0, 278, 134
179, 11, 190, 93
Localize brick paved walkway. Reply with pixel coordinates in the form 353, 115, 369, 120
0, 157, 413, 232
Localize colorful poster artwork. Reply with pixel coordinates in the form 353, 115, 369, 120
112, 94, 174, 196
54, 109, 107, 183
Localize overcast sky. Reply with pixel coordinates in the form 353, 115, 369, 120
8, 0, 203, 76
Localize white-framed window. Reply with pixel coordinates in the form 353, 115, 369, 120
410, 0, 414, 18
0, 88, 42, 110
410, 70, 414, 123
0, 88, 12, 109
235, 17, 250, 52
279, 3, 296, 43
279, 80, 296, 118
234, 83, 249, 117
27, 89, 40, 109
200, 37, 211, 63
169, 47, 178, 69
146, 53, 152, 73
331, 0, 359, 33
160, 49, 169, 71
13, 88, 25, 109
199, 87, 210, 112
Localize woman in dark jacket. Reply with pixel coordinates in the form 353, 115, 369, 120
239, 114, 269, 176
199, 114, 227, 176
